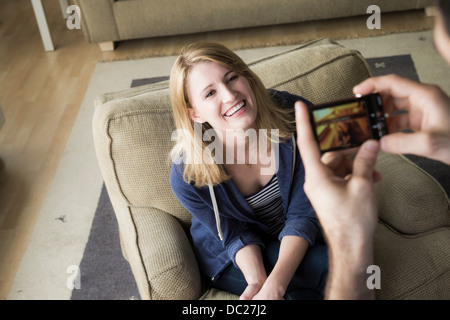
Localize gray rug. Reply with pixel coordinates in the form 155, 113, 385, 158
70, 53, 449, 300
70, 184, 140, 300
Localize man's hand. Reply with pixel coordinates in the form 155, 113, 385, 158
295, 100, 379, 299
354, 75, 450, 165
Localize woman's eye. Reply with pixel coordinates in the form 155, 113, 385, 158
227, 75, 238, 83
206, 90, 216, 98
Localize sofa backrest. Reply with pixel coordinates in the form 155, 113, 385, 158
93, 38, 372, 228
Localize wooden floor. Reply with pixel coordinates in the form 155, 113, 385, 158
0, 0, 434, 299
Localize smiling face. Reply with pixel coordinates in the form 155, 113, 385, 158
186, 61, 258, 134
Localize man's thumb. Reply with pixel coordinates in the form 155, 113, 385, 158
352, 140, 380, 180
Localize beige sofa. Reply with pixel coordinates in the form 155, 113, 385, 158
73, 0, 433, 51
92, 38, 450, 300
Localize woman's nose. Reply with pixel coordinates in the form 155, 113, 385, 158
220, 85, 237, 103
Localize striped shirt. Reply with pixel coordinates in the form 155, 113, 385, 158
245, 175, 285, 238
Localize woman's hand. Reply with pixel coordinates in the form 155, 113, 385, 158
237, 237, 308, 300
240, 283, 265, 300
250, 280, 284, 300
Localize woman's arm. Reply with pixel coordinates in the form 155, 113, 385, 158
254, 236, 308, 300
237, 237, 309, 300
235, 244, 267, 300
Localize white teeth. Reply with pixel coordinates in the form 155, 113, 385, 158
225, 101, 245, 117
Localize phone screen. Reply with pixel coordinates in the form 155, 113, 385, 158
311, 100, 372, 152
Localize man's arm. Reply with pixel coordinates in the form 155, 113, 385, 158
325, 234, 375, 300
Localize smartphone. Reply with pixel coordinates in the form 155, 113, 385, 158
309, 93, 388, 153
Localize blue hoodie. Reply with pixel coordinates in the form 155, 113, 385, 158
170, 91, 320, 280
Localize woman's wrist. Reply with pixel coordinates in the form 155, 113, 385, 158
235, 244, 267, 287
262, 273, 287, 298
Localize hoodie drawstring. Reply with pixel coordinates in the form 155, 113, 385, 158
208, 184, 224, 241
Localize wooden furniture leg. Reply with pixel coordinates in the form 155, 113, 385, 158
31, 0, 54, 51
99, 41, 115, 52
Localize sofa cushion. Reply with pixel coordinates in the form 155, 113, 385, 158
373, 152, 450, 299
374, 216, 450, 299
375, 153, 450, 235
249, 38, 372, 103
93, 39, 372, 227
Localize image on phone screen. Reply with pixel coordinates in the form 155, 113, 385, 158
312, 101, 371, 151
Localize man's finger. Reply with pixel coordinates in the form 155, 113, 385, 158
352, 140, 380, 180
380, 131, 433, 157
295, 101, 322, 172
353, 75, 422, 109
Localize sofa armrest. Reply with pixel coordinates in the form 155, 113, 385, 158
119, 205, 203, 300
73, 0, 119, 43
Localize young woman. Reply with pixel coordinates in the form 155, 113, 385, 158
169, 42, 328, 300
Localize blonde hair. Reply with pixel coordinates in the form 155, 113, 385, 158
170, 41, 294, 187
